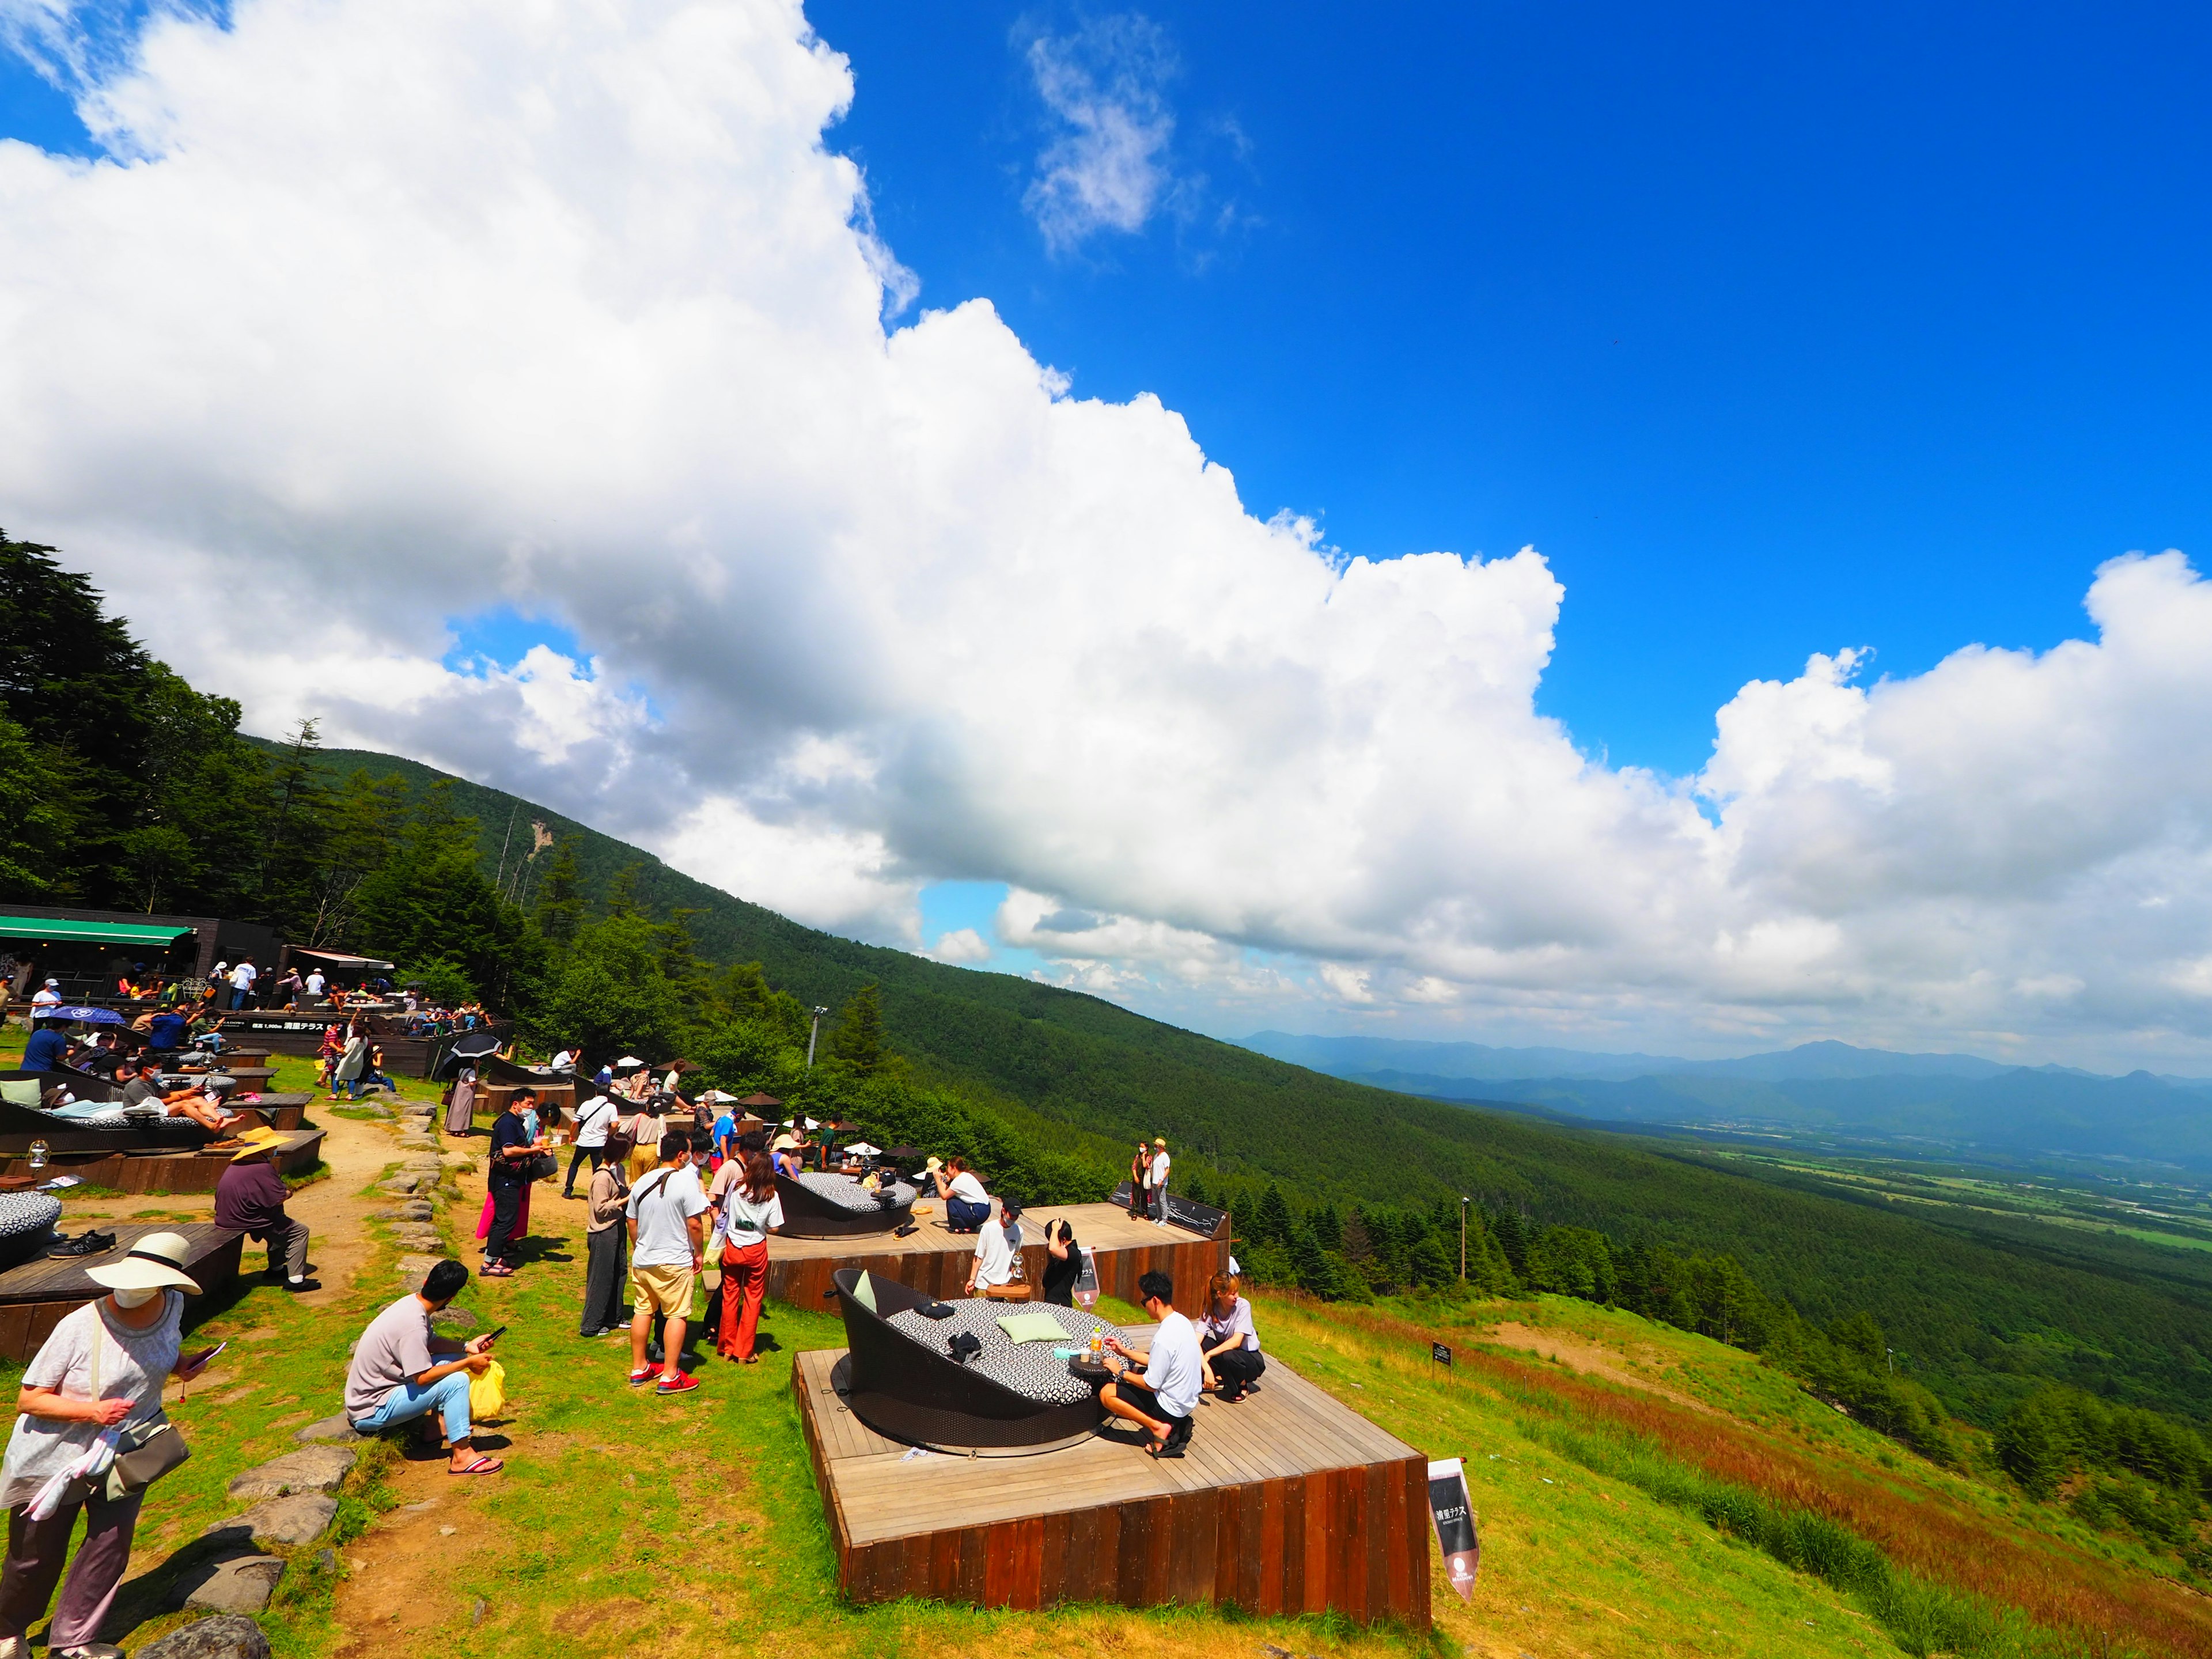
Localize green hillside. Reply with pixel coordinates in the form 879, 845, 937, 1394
249, 738, 2212, 1435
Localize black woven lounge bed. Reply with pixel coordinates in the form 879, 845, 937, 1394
827, 1266, 1112, 1448
776, 1172, 918, 1238
0, 1072, 220, 1156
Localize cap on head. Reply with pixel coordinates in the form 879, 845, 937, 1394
87, 1230, 201, 1296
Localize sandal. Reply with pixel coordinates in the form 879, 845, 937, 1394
448, 1456, 502, 1476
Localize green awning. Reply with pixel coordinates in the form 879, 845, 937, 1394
0, 917, 196, 948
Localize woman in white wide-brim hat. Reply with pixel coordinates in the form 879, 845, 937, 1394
0, 1233, 214, 1659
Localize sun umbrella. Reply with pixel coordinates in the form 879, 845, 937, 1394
844, 1141, 881, 1157
51, 1006, 124, 1025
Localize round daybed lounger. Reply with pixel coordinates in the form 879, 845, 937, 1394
0, 1072, 222, 1156
0, 1192, 62, 1270
827, 1266, 1111, 1449
775, 1172, 918, 1239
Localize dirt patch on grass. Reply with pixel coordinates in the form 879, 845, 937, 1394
332, 1450, 514, 1654
1481, 1320, 1711, 1411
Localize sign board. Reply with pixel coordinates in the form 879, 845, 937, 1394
1426, 1457, 1479, 1600
1432, 1342, 1452, 1367
1106, 1181, 1229, 1239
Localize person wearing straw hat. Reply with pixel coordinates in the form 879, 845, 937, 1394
0, 1232, 214, 1658
214, 1128, 316, 1293
1147, 1139, 1172, 1228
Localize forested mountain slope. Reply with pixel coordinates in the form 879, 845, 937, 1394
259, 738, 2212, 1431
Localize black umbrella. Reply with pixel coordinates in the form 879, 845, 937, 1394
432, 1028, 504, 1080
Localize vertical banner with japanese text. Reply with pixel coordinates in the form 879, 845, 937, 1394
1427, 1456, 1479, 1599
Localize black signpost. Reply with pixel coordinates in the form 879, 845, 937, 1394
1432, 1341, 1452, 1368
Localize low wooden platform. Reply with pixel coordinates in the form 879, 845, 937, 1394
237, 1093, 312, 1131
766, 1202, 1230, 1317
0, 1221, 244, 1361
0, 1128, 326, 1195
795, 1336, 1430, 1624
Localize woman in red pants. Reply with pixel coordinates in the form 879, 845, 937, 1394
713, 1150, 783, 1363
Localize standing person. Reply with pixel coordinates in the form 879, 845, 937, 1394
565, 1088, 618, 1198
27, 979, 62, 1022
215, 1128, 318, 1292
623, 1100, 665, 1185
1149, 1139, 1172, 1226
713, 1150, 781, 1363
0, 1232, 216, 1657
1099, 1270, 1202, 1459
579, 1153, 629, 1338
332, 1021, 367, 1100
626, 1133, 706, 1395
344, 1260, 501, 1475
1128, 1143, 1149, 1219
965, 1196, 1023, 1299
1198, 1271, 1266, 1403
19, 1021, 68, 1075
273, 966, 303, 1008
479, 1092, 536, 1279
315, 1023, 342, 1092
442, 1063, 478, 1137
303, 967, 327, 1002
1040, 1219, 1082, 1306
227, 959, 257, 1010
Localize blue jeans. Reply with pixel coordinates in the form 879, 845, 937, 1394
352, 1369, 472, 1444
946, 1198, 990, 1232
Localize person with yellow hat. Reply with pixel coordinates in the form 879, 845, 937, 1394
0, 1232, 214, 1658
214, 1127, 316, 1293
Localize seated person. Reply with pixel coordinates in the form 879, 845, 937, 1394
18, 1020, 69, 1074
143, 1007, 190, 1057
771, 1131, 809, 1179
965, 1196, 1026, 1300
933, 1156, 991, 1232
1099, 1270, 1202, 1458
343, 1259, 502, 1474
216, 1126, 318, 1291
117, 1059, 244, 1133
1198, 1271, 1266, 1402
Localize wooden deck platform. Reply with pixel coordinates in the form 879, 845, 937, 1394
0, 1221, 244, 1361
0, 1127, 326, 1195
794, 1335, 1430, 1624
767, 1202, 1230, 1317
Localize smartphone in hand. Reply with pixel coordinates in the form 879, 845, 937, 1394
188, 1339, 228, 1369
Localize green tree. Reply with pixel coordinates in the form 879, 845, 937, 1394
0, 711, 81, 900
1828, 1310, 1888, 1369
828, 983, 888, 1074
1254, 1183, 1293, 1246
536, 914, 687, 1060
532, 836, 585, 948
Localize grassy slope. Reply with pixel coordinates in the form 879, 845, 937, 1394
249, 743, 2212, 1430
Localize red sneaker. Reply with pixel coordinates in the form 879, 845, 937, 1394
626, 1368, 656, 1388
656, 1372, 699, 1396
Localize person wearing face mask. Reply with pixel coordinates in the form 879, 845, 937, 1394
0, 1232, 214, 1659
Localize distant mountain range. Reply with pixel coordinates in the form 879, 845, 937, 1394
1237, 1032, 2212, 1169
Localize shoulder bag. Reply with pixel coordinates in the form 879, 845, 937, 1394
87, 1311, 192, 1501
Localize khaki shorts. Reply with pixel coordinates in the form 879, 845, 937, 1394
631, 1262, 696, 1318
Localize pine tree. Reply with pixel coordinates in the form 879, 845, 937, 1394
1493, 1210, 1530, 1276
1255, 1183, 1293, 1246
829, 983, 887, 1074
1290, 1225, 1331, 1296
1341, 1208, 1374, 1262
1310, 1202, 1342, 1252
532, 837, 585, 948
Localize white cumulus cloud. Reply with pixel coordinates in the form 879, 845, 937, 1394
0, 0, 2210, 1068
1020, 12, 1183, 253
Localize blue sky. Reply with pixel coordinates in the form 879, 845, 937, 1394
9, 0, 2212, 1062
809, 0, 2212, 778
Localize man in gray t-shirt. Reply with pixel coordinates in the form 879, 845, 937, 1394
343, 1261, 504, 1476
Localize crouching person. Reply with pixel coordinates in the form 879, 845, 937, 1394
1099, 1270, 1202, 1459
343, 1260, 503, 1476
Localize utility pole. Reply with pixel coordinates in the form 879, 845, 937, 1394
806, 1005, 829, 1068
1459, 1195, 1469, 1281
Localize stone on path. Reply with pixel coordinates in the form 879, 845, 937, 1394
292, 1412, 362, 1444
391, 1227, 444, 1250
431, 1305, 477, 1331
172, 1555, 285, 1615
134, 1612, 274, 1659
370, 1202, 434, 1222
204, 1491, 339, 1547
226, 1444, 357, 1501
395, 1252, 445, 1282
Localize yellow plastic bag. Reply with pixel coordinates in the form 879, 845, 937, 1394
468, 1358, 506, 1421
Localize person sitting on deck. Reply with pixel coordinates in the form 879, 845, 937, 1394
932, 1156, 992, 1232
216, 1126, 318, 1292
18, 1020, 69, 1075
965, 1195, 1027, 1300
142, 1007, 189, 1059
1099, 1270, 1202, 1459
1198, 1271, 1266, 1402
344, 1260, 502, 1475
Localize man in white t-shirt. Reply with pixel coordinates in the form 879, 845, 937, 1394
228, 959, 257, 1009
1149, 1139, 1171, 1226
28, 979, 62, 1020
1100, 1270, 1202, 1457
625, 1130, 707, 1395
965, 1196, 1024, 1298
565, 1090, 619, 1198
304, 968, 327, 1000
